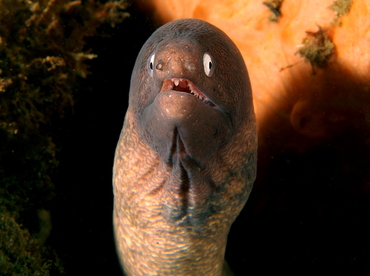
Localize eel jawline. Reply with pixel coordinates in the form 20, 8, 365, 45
160, 78, 215, 107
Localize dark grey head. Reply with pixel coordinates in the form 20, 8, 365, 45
128, 18, 254, 166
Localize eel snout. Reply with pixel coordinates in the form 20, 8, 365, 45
160, 78, 215, 107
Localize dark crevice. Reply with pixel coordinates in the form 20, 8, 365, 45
176, 132, 190, 220
178, 162, 190, 220
167, 127, 178, 165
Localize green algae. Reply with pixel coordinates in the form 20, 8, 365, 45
0, 0, 129, 274
330, 0, 353, 26
297, 27, 334, 71
263, 0, 284, 22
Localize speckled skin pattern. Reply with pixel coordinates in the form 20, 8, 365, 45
113, 19, 257, 276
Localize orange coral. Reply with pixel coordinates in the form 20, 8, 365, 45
136, 0, 370, 144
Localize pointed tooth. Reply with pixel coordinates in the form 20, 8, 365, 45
174, 79, 179, 86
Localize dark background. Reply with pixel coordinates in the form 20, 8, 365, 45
49, 2, 370, 276
49, 3, 154, 275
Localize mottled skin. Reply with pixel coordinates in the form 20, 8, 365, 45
113, 19, 257, 276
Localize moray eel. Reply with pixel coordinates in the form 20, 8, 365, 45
113, 18, 257, 276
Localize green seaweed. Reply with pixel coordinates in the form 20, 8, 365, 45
263, 0, 284, 22
0, 209, 64, 276
330, 0, 352, 17
296, 27, 334, 72
330, 0, 353, 26
0, 0, 129, 274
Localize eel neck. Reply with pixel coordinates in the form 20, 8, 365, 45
114, 210, 228, 275
113, 152, 230, 276
113, 112, 240, 275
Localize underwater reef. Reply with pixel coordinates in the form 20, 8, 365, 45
0, 0, 129, 274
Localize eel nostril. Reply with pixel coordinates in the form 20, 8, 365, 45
156, 63, 163, 70
185, 61, 196, 72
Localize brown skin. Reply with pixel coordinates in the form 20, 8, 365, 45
113, 19, 257, 276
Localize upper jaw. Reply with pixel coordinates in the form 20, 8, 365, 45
160, 78, 215, 107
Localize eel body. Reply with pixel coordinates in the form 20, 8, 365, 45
113, 18, 257, 276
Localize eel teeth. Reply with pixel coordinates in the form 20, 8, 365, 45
160, 78, 215, 107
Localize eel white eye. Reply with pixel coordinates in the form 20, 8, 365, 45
148, 53, 155, 77
203, 52, 215, 77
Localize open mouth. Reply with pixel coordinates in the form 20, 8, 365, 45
160, 78, 215, 107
